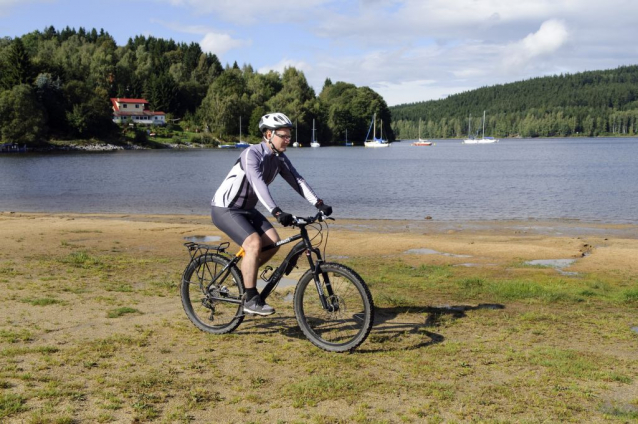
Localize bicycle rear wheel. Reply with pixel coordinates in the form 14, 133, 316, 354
181, 254, 244, 334
294, 263, 374, 352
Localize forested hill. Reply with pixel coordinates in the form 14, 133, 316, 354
390, 66, 638, 139
0, 26, 393, 146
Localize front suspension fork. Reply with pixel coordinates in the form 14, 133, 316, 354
306, 249, 339, 312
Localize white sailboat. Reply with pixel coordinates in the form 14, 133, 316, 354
344, 129, 353, 146
412, 118, 433, 146
236, 116, 249, 148
310, 119, 320, 148
292, 120, 300, 147
463, 111, 498, 144
364, 113, 390, 148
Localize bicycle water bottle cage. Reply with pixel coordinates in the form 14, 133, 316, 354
260, 266, 274, 282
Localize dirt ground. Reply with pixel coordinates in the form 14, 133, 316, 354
1, 212, 637, 423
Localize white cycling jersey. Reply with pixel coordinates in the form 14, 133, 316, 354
211, 141, 319, 213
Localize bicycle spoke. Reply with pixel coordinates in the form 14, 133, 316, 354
181, 254, 244, 334
295, 264, 373, 351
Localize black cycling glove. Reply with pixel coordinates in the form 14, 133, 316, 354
315, 200, 333, 216
272, 207, 294, 227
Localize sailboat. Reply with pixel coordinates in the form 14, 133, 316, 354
463, 111, 498, 144
462, 113, 475, 144
292, 121, 301, 147
344, 129, 353, 146
364, 113, 390, 148
412, 118, 433, 146
219, 117, 250, 148
310, 119, 320, 148
236, 116, 250, 148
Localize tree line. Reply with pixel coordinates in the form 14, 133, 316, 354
0, 26, 394, 146
390, 65, 638, 139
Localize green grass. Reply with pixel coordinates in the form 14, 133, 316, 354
2, 224, 637, 423
106, 307, 142, 318
0, 393, 27, 419
20, 297, 64, 306
0, 329, 32, 343
59, 251, 102, 268
284, 374, 373, 407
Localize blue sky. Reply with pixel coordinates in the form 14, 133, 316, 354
2, 0, 638, 106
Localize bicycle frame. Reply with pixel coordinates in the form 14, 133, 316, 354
185, 214, 337, 312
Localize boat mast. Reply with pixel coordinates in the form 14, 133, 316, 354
312, 119, 315, 143
482, 110, 486, 139
373, 113, 376, 140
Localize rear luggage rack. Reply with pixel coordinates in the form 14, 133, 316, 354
184, 241, 230, 261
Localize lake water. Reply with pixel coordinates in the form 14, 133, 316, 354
1, 138, 637, 223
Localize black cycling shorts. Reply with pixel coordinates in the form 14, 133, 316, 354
211, 206, 274, 246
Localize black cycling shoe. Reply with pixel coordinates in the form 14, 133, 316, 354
243, 294, 275, 316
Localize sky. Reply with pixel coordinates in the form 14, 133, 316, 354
2, 0, 638, 106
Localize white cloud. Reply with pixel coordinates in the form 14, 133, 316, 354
200, 32, 251, 56
502, 19, 569, 72
258, 58, 312, 75
370, 80, 439, 106
150, 19, 251, 58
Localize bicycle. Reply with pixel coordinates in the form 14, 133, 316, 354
180, 212, 374, 353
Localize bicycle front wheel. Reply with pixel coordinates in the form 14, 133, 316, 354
181, 254, 244, 334
294, 263, 374, 352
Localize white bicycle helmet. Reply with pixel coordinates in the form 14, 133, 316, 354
258, 112, 293, 132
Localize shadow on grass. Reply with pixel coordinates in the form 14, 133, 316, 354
235, 303, 505, 353
356, 303, 505, 353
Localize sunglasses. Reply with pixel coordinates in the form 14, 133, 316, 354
274, 132, 292, 141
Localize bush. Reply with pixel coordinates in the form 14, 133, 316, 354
133, 128, 147, 144
199, 133, 215, 145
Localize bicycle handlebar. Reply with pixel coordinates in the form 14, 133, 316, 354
292, 211, 334, 227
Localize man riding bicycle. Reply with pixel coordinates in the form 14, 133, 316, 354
210, 112, 332, 316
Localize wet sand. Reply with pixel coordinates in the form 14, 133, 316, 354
2, 211, 637, 276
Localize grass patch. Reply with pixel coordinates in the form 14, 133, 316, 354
1, 346, 60, 358
59, 250, 102, 268
0, 393, 27, 419
0, 261, 20, 277
106, 307, 142, 318
20, 297, 64, 306
284, 374, 372, 407
104, 283, 133, 293
0, 329, 32, 343
454, 276, 588, 303
621, 288, 638, 302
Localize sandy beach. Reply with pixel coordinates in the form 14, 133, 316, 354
3, 211, 636, 275
1, 211, 637, 422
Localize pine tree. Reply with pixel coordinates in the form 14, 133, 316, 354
2, 38, 32, 89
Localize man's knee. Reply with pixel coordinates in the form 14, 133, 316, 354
242, 233, 262, 255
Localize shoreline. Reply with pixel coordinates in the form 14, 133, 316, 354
2, 211, 638, 275
2, 210, 637, 239
3, 135, 637, 154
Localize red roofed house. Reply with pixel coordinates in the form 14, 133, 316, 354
111, 98, 166, 126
